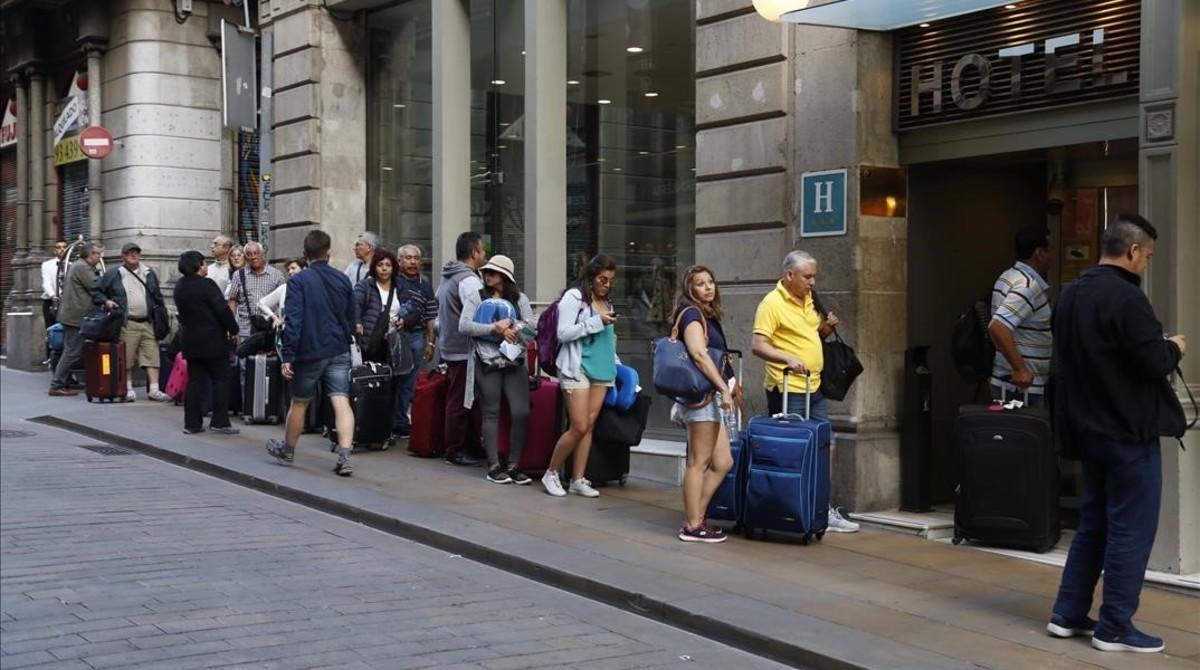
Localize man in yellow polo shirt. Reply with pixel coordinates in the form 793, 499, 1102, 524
751, 249, 859, 533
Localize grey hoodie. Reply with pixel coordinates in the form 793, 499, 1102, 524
435, 260, 483, 362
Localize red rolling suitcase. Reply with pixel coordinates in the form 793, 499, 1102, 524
499, 377, 561, 473
84, 340, 128, 402
408, 367, 448, 457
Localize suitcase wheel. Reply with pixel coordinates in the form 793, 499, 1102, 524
801, 533, 811, 546
86, 395, 93, 402
816, 531, 825, 542
743, 526, 755, 540
952, 535, 963, 546
618, 474, 628, 487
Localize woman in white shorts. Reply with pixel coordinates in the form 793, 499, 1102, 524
542, 255, 620, 499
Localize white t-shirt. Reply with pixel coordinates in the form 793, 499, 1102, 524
377, 284, 401, 331
41, 258, 59, 299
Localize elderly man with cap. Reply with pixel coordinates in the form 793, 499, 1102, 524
93, 242, 168, 402
344, 231, 380, 286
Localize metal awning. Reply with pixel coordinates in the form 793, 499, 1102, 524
753, 0, 1018, 30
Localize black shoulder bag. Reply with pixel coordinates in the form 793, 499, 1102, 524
812, 291, 863, 402
239, 269, 278, 336
362, 284, 395, 363
127, 268, 171, 341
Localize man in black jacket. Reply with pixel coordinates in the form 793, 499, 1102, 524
1047, 214, 1186, 654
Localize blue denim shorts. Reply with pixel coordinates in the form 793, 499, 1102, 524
290, 352, 351, 401
673, 394, 724, 424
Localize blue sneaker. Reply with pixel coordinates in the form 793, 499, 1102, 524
1091, 628, 1165, 653
1046, 613, 1097, 638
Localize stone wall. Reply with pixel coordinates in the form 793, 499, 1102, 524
260, 0, 366, 268
694, 4, 906, 512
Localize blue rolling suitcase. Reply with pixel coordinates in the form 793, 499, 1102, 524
706, 350, 748, 527
743, 371, 831, 544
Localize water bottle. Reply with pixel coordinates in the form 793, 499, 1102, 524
722, 405, 739, 441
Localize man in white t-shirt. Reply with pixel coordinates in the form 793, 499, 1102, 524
208, 234, 235, 295
40, 240, 68, 362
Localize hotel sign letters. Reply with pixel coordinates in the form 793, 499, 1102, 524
895, 0, 1140, 130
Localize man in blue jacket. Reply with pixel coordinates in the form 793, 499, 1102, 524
267, 230, 358, 476
1046, 214, 1187, 654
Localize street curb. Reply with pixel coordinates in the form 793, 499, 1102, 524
32, 414, 872, 670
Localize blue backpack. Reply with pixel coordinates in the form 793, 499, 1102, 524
473, 293, 517, 343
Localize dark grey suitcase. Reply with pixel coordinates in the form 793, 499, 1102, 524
953, 396, 1059, 553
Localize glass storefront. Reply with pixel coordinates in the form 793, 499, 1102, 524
367, 0, 696, 434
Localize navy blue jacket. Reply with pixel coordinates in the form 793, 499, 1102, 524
280, 260, 355, 365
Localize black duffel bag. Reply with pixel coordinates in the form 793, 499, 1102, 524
593, 392, 652, 447
80, 306, 124, 342
819, 331, 863, 402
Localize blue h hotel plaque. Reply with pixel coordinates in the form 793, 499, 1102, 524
800, 169, 847, 238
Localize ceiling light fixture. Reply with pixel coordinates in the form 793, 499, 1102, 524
567, 79, 581, 85
393, 103, 406, 108
381, 166, 393, 171
597, 99, 612, 105
919, 22, 931, 28
1005, 3, 1017, 7
675, 145, 687, 149
613, 167, 623, 172
638, 151, 649, 155
626, 46, 644, 53
491, 79, 506, 85
644, 91, 659, 97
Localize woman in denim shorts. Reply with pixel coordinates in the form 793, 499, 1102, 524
542, 255, 620, 499
672, 266, 739, 543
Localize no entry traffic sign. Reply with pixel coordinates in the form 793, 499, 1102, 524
78, 126, 114, 159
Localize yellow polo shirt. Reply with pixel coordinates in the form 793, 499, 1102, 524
753, 281, 823, 392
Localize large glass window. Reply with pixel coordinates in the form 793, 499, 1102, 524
366, 1, 433, 259
567, 0, 696, 435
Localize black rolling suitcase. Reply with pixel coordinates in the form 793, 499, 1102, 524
326, 361, 393, 450
243, 353, 287, 424
952, 390, 1059, 553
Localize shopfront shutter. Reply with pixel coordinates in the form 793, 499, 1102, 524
60, 161, 88, 243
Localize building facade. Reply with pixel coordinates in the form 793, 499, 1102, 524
3, 0, 1196, 573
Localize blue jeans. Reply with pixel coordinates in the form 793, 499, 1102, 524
766, 388, 829, 422
1053, 437, 1161, 637
391, 331, 426, 434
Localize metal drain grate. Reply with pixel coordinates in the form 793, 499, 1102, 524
1, 430, 38, 439
77, 444, 133, 456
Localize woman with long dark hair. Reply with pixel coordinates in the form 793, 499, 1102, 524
352, 249, 402, 364
672, 265, 739, 542
459, 255, 535, 485
173, 250, 240, 436
543, 255, 620, 498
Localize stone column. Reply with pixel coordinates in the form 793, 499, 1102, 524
1138, 0, 1199, 575
523, 0, 568, 302
432, 0, 471, 272
27, 68, 45, 253
85, 45, 105, 242
266, 0, 366, 268
12, 74, 29, 259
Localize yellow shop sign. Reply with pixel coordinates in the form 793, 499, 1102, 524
54, 134, 86, 166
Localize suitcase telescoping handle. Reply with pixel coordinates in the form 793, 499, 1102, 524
995, 375, 1030, 405
777, 369, 812, 420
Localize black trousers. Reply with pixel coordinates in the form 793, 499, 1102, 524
185, 356, 232, 432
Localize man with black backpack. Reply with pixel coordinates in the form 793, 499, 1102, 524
987, 225, 1053, 405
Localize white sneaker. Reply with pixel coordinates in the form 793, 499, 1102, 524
124, 390, 137, 402
569, 478, 600, 498
826, 506, 860, 533
148, 389, 170, 402
541, 470, 567, 497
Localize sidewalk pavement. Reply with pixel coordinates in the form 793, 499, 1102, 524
5, 367, 1198, 670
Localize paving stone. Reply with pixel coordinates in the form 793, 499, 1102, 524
0, 396, 784, 670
